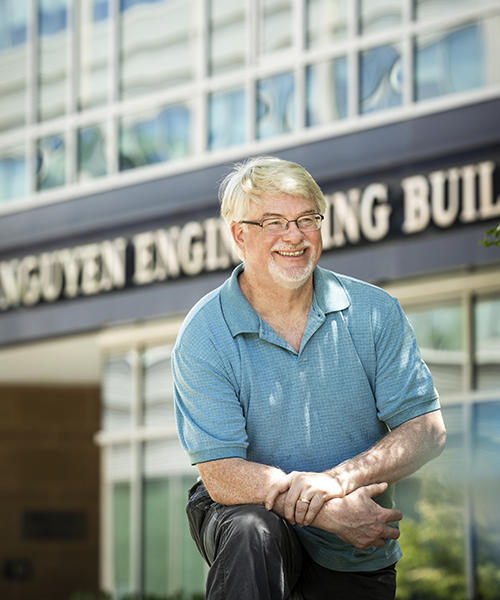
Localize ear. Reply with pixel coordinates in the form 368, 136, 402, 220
230, 221, 246, 257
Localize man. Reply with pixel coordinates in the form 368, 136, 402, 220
172, 156, 446, 600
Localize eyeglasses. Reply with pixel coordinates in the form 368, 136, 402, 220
240, 213, 324, 234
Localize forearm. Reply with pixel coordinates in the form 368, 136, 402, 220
197, 457, 286, 505
329, 411, 447, 494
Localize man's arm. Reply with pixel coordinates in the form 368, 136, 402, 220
265, 410, 446, 527
197, 457, 403, 549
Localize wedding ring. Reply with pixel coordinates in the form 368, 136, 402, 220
299, 497, 311, 504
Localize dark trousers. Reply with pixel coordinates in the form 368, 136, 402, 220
186, 481, 396, 600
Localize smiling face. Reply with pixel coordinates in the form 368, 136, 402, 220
231, 193, 323, 291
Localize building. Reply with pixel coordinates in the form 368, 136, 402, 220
0, 1, 499, 599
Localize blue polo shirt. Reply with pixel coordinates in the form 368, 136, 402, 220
172, 264, 440, 572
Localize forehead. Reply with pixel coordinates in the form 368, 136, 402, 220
247, 193, 317, 217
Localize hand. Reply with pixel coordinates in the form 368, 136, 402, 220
265, 471, 345, 527
321, 482, 403, 549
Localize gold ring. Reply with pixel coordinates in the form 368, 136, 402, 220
299, 497, 311, 504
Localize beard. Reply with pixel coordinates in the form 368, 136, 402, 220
268, 242, 316, 290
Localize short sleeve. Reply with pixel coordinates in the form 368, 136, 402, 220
172, 323, 248, 465
373, 297, 440, 429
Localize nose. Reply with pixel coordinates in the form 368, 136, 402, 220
282, 220, 305, 242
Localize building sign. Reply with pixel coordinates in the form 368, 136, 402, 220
0, 159, 499, 312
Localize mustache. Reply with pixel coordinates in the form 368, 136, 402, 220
271, 241, 312, 252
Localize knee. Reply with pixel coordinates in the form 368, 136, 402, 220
223, 504, 291, 547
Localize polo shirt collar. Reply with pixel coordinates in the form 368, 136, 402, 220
220, 264, 350, 338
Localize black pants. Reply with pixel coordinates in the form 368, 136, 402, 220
186, 481, 397, 600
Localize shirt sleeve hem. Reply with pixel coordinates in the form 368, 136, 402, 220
189, 446, 247, 465
385, 395, 441, 430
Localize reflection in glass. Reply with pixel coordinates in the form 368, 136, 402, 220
36, 134, 66, 190
38, 0, 68, 121
208, 88, 246, 150
120, 0, 196, 99
415, 18, 500, 102
397, 404, 466, 597
142, 473, 204, 597
78, 124, 107, 180
473, 401, 500, 596
359, 0, 401, 34
306, 57, 347, 126
306, 0, 348, 49
119, 104, 191, 171
257, 72, 295, 139
113, 481, 131, 597
78, 0, 109, 109
0, 0, 28, 131
0, 146, 27, 203
143, 477, 169, 596
102, 354, 133, 431
415, 0, 492, 21
475, 296, 500, 390
143, 346, 174, 428
208, 0, 246, 75
360, 44, 402, 114
260, 0, 292, 54
406, 303, 464, 395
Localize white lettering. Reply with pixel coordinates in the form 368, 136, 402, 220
133, 232, 156, 285
20, 256, 41, 306
478, 161, 500, 219
155, 227, 181, 280
0, 259, 21, 309
79, 244, 101, 295
360, 183, 391, 241
430, 169, 459, 228
40, 252, 63, 302
460, 165, 478, 223
178, 221, 204, 276
402, 175, 430, 234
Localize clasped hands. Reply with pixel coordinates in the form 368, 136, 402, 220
264, 470, 403, 550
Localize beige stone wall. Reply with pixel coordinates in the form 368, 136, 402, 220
0, 385, 100, 600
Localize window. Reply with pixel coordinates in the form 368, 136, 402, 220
208, 87, 246, 150
78, 124, 107, 181
305, 0, 348, 49
359, 0, 402, 34
306, 56, 348, 126
38, 0, 68, 122
257, 71, 295, 139
360, 43, 403, 114
0, 146, 27, 203
1, 1, 500, 210
259, 0, 293, 55
119, 105, 192, 171
386, 271, 500, 599
119, 0, 197, 99
78, 0, 109, 109
208, 0, 246, 75
36, 134, 66, 191
0, 0, 28, 132
97, 332, 205, 599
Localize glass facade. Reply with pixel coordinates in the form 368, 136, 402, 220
395, 291, 500, 600
100, 345, 205, 599
0, 1, 499, 208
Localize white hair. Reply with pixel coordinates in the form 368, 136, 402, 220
219, 156, 326, 225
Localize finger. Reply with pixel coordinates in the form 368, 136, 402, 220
381, 524, 401, 540
365, 482, 388, 498
302, 494, 325, 527
380, 508, 403, 523
372, 538, 387, 548
294, 493, 315, 526
284, 478, 306, 522
265, 477, 291, 510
